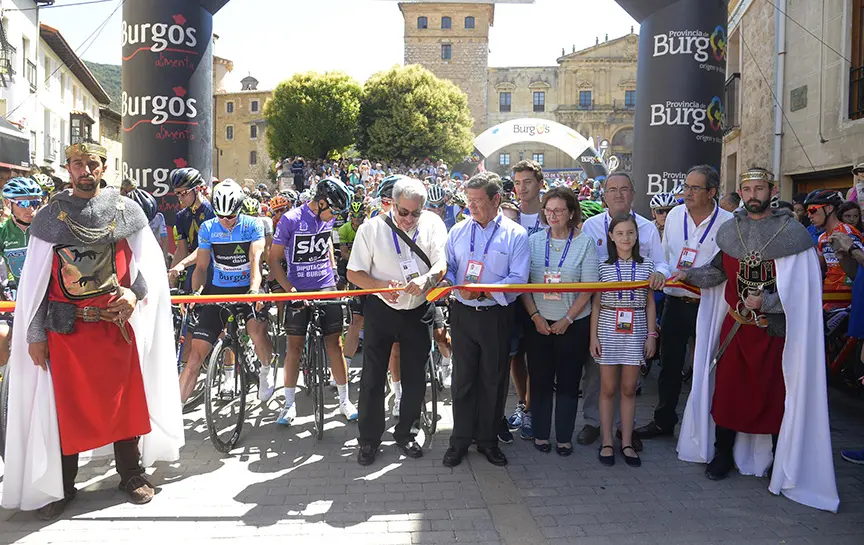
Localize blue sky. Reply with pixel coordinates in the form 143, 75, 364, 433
41, 0, 638, 89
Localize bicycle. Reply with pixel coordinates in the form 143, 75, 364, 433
422, 301, 450, 435
203, 302, 267, 453
0, 362, 8, 461
172, 288, 208, 413
825, 306, 864, 395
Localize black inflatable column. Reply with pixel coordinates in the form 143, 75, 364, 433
628, 0, 728, 215
121, 0, 216, 226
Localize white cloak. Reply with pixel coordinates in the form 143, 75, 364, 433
1, 229, 184, 511
677, 248, 839, 512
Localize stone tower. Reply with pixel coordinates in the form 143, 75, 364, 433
399, 1, 496, 133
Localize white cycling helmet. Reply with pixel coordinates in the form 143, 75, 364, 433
427, 184, 446, 206
212, 179, 245, 217
650, 192, 678, 209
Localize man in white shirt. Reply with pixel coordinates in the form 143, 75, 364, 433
577, 172, 670, 448
636, 165, 732, 439
348, 178, 448, 466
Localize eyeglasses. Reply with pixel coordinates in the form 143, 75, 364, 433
543, 207, 569, 217
807, 205, 827, 215
395, 204, 423, 218
681, 184, 708, 193
11, 199, 42, 209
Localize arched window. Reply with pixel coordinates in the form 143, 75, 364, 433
465, 16, 475, 29
417, 16, 428, 29
442, 16, 451, 29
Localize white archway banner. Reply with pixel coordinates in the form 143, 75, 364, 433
473, 118, 594, 161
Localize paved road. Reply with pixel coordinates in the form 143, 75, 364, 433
1, 359, 863, 545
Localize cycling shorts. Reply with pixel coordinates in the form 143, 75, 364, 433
432, 305, 446, 330
349, 294, 366, 316
283, 287, 343, 337
190, 302, 260, 345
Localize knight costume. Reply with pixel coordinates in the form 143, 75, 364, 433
2, 143, 184, 516
676, 168, 839, 512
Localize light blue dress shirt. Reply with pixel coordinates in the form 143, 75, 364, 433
445, 212, 530, 307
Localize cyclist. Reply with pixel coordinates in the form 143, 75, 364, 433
370, 175, 401, 218
178, 180, 274, 403
649, 192, 677, 240
266, 177, 358, 424
340, 201, 367, 361
423, 184, 454, 386
242, 196, 272, 262
426, 184, 448, 226
0, 177, 42, 367
168, 168, 216, 290
806, 189, 863, 298
337, 201, 366, 287
128, 188, 170, 261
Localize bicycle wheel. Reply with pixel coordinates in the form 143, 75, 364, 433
177, 311, 208, 414
204, 339, 247, 453
422, 355, 438, 435
0, 364, 9, 461
309, 333, 326, 440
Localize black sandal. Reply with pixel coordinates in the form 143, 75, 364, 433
534, 441, 552, 453
598, 444, 615, 466
556, 444, 573, 457
621, 445, 641, 467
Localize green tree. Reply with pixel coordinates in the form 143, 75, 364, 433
265, 71, 362, 160
357, 65, 474, 166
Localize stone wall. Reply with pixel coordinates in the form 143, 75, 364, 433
213, 90, 272, 183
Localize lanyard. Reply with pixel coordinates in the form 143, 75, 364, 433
615, 259, 637, 301
470, 217, 501, 260
545, 229, 574, 270
529, 215, 541, 234
684, 205, 720, 249
390, 212, 419, 257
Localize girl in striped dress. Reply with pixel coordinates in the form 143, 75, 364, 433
590, 214, 657, 468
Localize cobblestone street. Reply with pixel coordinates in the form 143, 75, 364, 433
2, 360, 863, 545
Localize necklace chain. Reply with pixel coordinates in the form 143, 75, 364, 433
735, 216, 789, 267
57, 203, 118, 245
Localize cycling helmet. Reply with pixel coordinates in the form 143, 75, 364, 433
451, 192, 467, 208
315, 177, 353, 214
3, 177, 44, 200
804, 189, 843, 208
257, 183, 268, 192
241, 196, 262, 216
377, 174, 408, 199
427, 184, 446, 206
211, 179, 245, 217
650, 192, 677, 209
170, 167, 204, 190
501, 177, 514, 194
31, 172, 54, 195
349, 200, 367, 218
269, 194, 291, 213
580, 200, 604, 219
298, 190, 312, 204
128, 188, 159, 223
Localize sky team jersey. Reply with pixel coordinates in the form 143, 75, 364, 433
273, 204, 335, 290
0, 218, 28, 283
818, 222, 864, 291
175, 199, 216, 251
198, 214, 264, 289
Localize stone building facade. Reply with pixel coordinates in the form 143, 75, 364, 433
212, 75, 273, 186
99, 107, 122, 187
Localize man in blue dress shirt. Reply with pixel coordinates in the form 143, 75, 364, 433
440, 172, 530, 468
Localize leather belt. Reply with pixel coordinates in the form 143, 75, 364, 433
75, 306, 132, 344
457, 301, 502, 312
673, 296, 700, 304
728, 306, 769, 328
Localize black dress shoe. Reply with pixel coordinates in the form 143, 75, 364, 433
634, 421, 674, 439
615, 429, 643, 452
395, 439, 423, 459
556, 444, 573, 457
621, 445, 641, 467
477, 445, 508, 466
576, 424, 600, 446
442, 446, 467, 467
598, 444, 615, 466
357, 444, 377, 466
533, 441, 552, 453
705, 450, 735, 480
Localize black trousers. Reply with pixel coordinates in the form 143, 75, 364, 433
450, 302, 514, 450
526, 316, 591, 444
61, 437, 144, 498
358, 296, 431, 446
654, 296, 700, 431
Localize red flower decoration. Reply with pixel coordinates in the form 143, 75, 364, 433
173, 86, 188, 97
173, 158, 188, 168
172, 14, 187, 25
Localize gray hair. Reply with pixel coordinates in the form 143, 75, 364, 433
686, 164, 720, 194
466, 172, 502, 200
603, 172, 634, 191
393, 177, 428, 208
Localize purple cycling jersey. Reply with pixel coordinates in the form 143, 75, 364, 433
273, 204, 336, 290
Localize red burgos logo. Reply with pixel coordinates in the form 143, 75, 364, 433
122, 13, 198, 61
121, 85, 199, 132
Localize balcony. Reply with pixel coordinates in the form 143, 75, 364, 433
577, 100, 594, 110
613, 99, 636, 111
25, 59, 36, 92
850, 67, 864, 120
724, 73, 741, 133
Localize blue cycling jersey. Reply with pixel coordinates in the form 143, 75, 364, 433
198, 214, 264, 289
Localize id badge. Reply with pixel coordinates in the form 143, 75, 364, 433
677, 247, 698, 270
543, 271, 562, 300
400, 257, 421, 283
464, 260, 484, 283
615, 308, 635, 334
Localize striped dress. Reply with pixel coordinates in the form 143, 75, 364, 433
596, 258, 655, 366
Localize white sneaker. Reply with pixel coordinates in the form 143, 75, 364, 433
440, 363, 452, 389
258, 366, 275, 402
339, 399, 359, 421
221, 367, 236, 397
392, 397, 401, 419
277, 403, 296, 426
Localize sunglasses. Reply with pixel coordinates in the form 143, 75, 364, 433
217, 214, 237, 220
176, 189, 194, 197
654, 208, 672, 215
807, 205, 827, 215
12, 199, 42, 208
426, 202, 445, 209
395, 204, 423, 218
